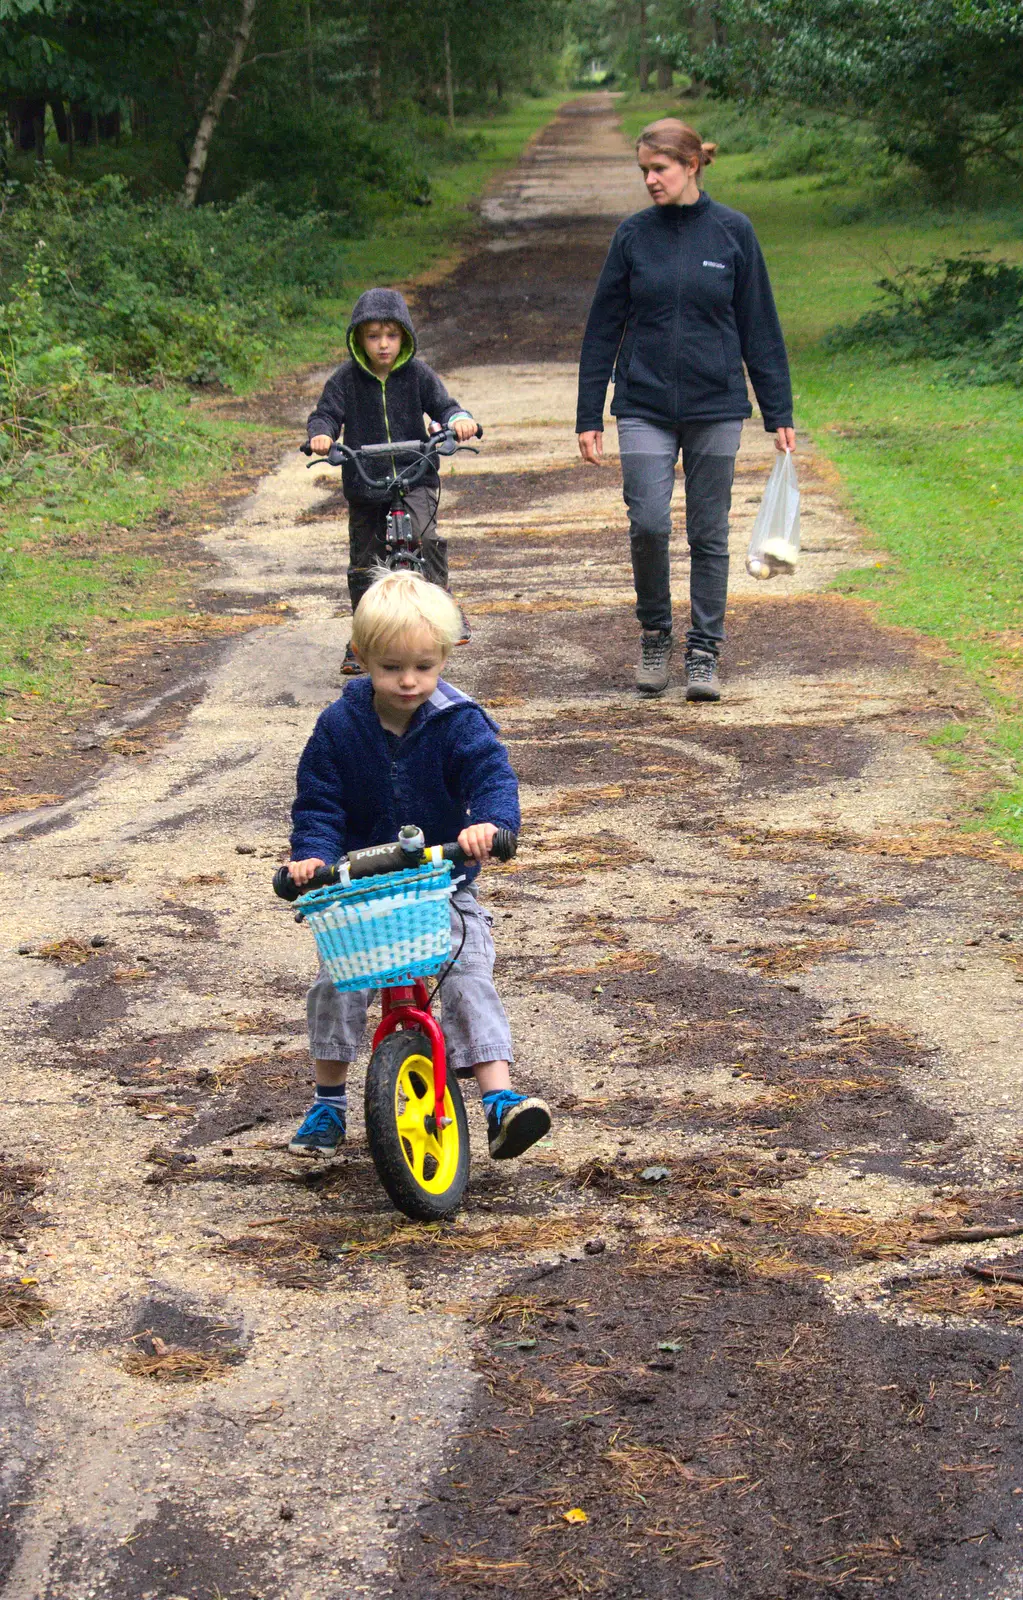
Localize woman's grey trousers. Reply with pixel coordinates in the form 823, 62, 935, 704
617, 416, 743, 656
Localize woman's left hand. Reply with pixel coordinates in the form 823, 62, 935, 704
775, 427, 796, 453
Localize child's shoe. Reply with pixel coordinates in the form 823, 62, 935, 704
289, 1098, 346, 1156
341, 641, 363, 676
483, 1090, 551, 1160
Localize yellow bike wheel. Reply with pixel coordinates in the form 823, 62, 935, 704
364, 1031, 470, 1220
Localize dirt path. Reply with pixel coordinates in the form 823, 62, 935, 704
3, 96, 1023, 1600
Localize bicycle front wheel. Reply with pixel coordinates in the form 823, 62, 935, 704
365, 1031, 470, 1220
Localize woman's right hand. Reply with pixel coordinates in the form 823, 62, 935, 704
577, 430, 604, 466
309, 435, 333, 455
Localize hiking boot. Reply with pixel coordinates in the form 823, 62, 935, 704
341, 641, 363, 676
484, 1091, 552, 1161
636, 629, 673, 695
288, 1099, 346, 1156
455, 606, 471, 646
685, 649, 721, 703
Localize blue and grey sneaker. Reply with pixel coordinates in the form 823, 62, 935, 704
288, 1099, 346, 1156
483, 1090, 552, 1161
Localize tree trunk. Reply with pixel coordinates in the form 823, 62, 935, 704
638, 0, 650, 91
180, 0, 258, 208
656, 59, 673, 91
368, 48, 382, 118
50, 98, 69, 143
304, 0, 315, 109
443, 18, 455, 131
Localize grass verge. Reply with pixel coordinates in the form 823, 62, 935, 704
618, 91, 1023, 845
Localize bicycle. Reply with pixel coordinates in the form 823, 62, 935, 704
272, 824, 516, 1221
300, 423, 483, 585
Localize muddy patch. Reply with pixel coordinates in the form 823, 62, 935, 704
394, 1247, 1022, 1599
119, 1291, 247, 1383
177, 1047, 310, 1150
728, 594, 926, 677
524, 954, 953, 1158
217, 1205, 592, 1293
473, 594, 929, 705
509, 711, 873, 798
416, 227, 616, 370
1, 1155, 51, 1332
446, 465, 616, 518
43, 1498, 280, 1600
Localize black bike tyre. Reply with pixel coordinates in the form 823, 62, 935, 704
364, 1030, 470, 1221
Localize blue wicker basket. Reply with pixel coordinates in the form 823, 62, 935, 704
298, 860, 454, 993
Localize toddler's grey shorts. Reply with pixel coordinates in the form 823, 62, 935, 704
306, 886, 514, 1076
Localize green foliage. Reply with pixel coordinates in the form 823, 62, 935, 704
203, 99, 480, 222
0, 171, 346, 388
828, 253, 1023, 387
664, 0, 1023, 184
744, 119, 880, 181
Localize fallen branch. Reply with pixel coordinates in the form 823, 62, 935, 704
964, 1262, 1023, 1286
918, 1223, 1023, 1245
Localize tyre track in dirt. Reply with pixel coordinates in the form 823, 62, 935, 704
1, 96, 1022, 1599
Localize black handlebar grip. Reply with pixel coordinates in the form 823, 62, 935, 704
473, 423, 484, 440
272, 863, 340, 902
491, 828, 517, 862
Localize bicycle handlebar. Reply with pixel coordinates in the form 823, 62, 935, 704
272, 826, 517, 904
359, 439, 433, 456
301, 424, 483, 490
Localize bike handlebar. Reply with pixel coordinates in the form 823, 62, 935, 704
272, 826, 517, 904
359, 438, 434, 456
301, 425, 483, 489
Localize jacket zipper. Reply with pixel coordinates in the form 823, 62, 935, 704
379, 374, 392, 442
673, 212, 686, 419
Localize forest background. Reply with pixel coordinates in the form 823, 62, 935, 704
2, 0, 1022, 839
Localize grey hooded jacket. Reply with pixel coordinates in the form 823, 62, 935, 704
306, 288, 470, 504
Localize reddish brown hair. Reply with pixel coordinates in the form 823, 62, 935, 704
637, 118, 717, 176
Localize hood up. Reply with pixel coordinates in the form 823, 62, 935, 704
346, 287, 416, 374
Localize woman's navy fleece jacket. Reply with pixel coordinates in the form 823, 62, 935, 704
576, 192, 793, 434
290, 676, 520, 885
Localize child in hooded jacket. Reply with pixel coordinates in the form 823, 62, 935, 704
307, 287, 478, 675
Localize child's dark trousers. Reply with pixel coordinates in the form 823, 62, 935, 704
347, 486, 445, 612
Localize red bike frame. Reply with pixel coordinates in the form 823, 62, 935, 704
371, 979, 448, 1125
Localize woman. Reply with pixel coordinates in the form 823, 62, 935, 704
576, 118, 796, 701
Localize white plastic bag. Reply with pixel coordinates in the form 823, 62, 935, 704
746, 449, 800, 580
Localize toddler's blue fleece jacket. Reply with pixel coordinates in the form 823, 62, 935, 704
290, 676, 520, 885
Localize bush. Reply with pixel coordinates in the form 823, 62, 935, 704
745, 120, 882, 181
0, 290, 217, 496
204, 99, 482, 225
0, 172, 344, 386
827, 252, 1023, 386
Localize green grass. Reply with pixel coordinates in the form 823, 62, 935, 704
618, 91, 1023, 846
0, 94, 563, 731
